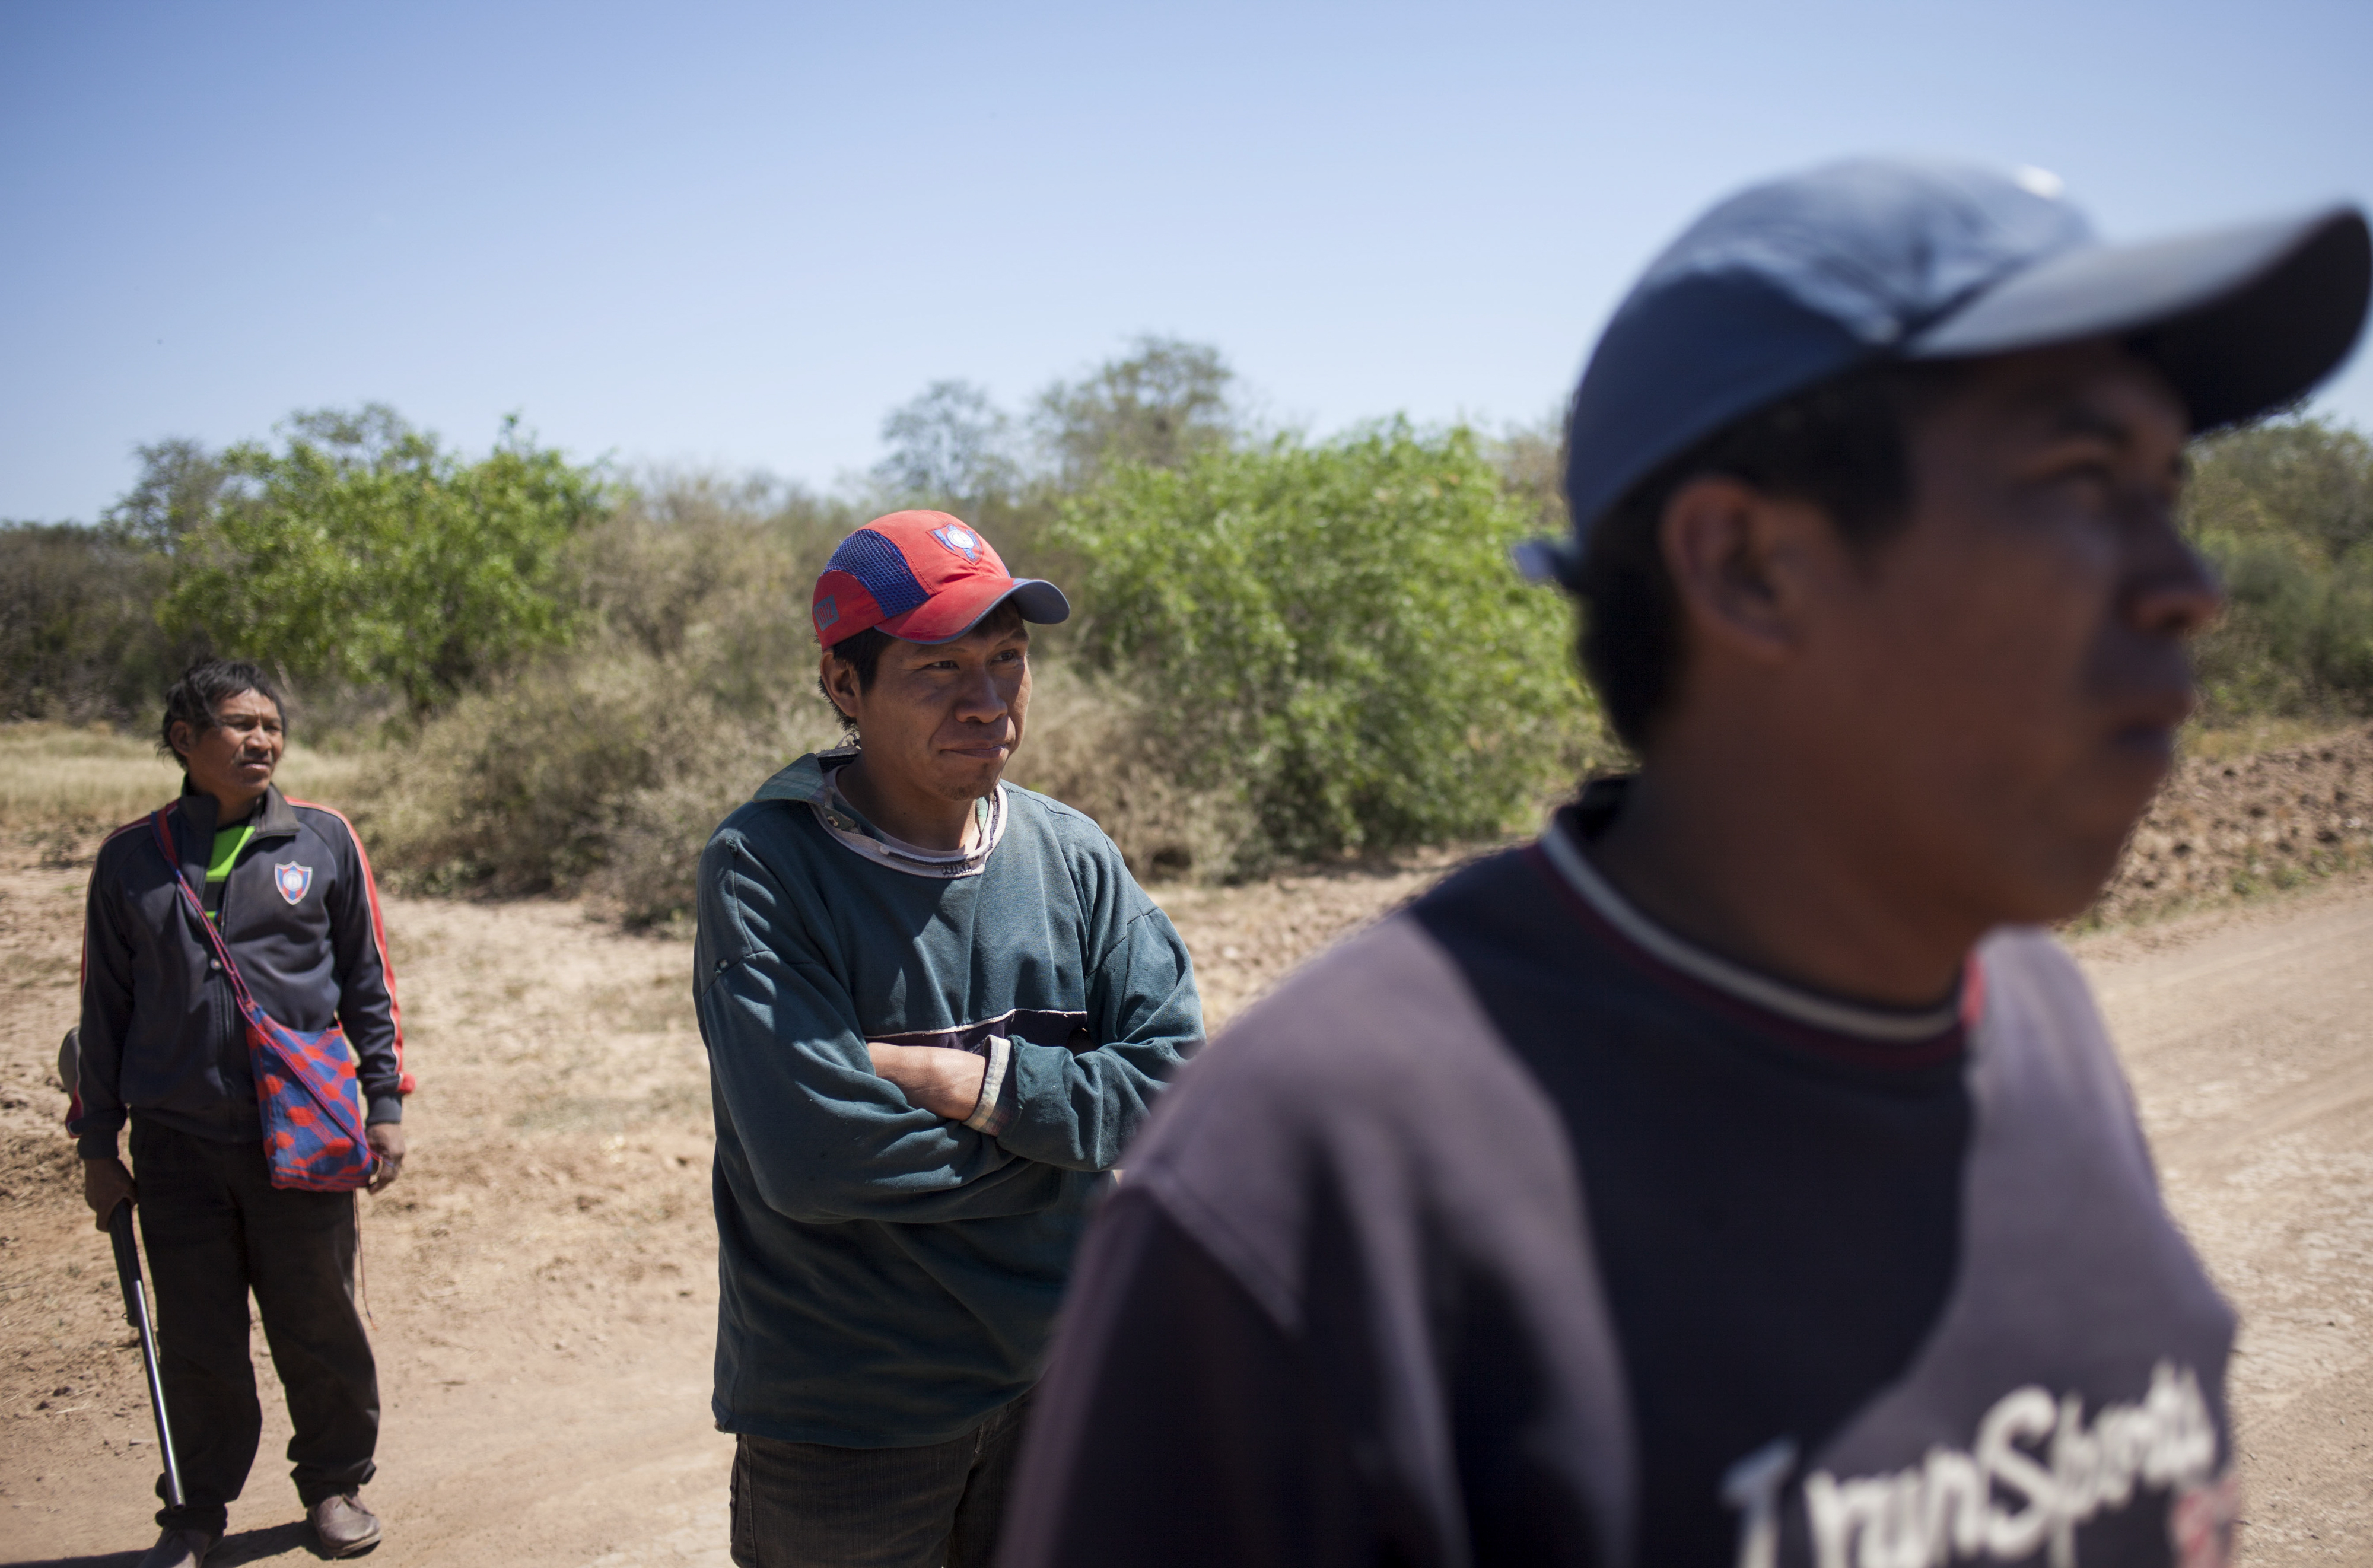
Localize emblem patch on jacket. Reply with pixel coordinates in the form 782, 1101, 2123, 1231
274, 863, 314, 904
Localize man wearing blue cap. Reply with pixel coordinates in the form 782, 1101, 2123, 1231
1001, 165, 2370, 1568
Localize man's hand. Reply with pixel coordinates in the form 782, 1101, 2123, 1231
868, 1044, 988, 1122
366, 1122, 406, 1194
82, 1156, 135, 1232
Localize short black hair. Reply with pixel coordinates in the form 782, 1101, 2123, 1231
160, 659, 287, 769
817, 600, 1030, 737
1570, 359, 1966, 752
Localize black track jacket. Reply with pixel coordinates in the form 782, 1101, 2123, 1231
69, 785, 409, 1160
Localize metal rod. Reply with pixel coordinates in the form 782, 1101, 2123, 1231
109, 1200, 184, 1510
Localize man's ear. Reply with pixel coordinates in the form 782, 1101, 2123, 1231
166, 720, 195, 762
1659, 476, 1836, 665
817, 651, 861, 723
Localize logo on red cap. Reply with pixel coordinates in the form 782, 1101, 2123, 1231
930, 523, 984, 562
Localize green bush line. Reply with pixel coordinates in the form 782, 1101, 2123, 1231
6, 389, 2369, 927
1052, 421, 1601, 873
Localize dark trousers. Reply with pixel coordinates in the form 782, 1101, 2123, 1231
730, 1391, 1033, 1568
129, 1118, 379, 1538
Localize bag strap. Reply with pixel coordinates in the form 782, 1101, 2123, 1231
149, 809, 261, 1017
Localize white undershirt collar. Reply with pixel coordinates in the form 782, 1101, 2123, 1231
1539, 815, 1963, 1043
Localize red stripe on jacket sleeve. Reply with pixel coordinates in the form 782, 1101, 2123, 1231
288, 799, 412, 1095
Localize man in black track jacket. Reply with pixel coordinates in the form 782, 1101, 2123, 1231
69, 659, 411, 1568
1004, 163, 2371, 1568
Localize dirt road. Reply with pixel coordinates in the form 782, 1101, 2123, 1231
2, 837, 2367, 1566
2079, 885, 2373, 1562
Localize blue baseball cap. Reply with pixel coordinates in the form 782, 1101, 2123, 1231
1519, 159, 2372, 585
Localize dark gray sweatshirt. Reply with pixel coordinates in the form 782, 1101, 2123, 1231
1007, 799, 2235, 1568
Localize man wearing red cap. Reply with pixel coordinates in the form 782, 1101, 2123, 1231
692, 511, 1204, 1568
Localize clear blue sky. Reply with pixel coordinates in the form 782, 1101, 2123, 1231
5, 0, 2369, 521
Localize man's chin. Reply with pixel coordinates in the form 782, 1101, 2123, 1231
2103, 721, 2180, 783
1996, 825, 2135, 927
2091, 759, 2170, 844
933, 763, 1007, 802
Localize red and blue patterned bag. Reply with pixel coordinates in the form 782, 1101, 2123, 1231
150, 810, 376, 1192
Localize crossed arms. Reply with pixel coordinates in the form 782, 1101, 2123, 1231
694, 834, 1201, 1226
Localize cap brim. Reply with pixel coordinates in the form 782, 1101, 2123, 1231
1511, 537, 1579, 586
1910, 205, 2371, 430
879, 577, 1071, 645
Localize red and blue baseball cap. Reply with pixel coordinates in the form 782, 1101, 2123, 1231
812, 510, 1070, 649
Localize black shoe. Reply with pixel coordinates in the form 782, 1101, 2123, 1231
135, 1528, 215, 1568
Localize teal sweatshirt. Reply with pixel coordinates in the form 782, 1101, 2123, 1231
694, 748, 1205, 1446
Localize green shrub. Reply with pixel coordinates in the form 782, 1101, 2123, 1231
161, 407, 612, 714
0, 524, 197, 723
354, 477, 857, 924
356, 467, 1306, 913
1051, 421, 1599, 872
360, 644, 845, 912
2186, 416, 2373, 721
1000, 660, 1257, 880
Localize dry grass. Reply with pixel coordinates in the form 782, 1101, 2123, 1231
10, 711, 2367, 937
348, 650, 1263, 927
0, 722, 372, 829
1003, 661, 1259, 880
345, 648, 848, 923
2179, 713, 2364, 764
